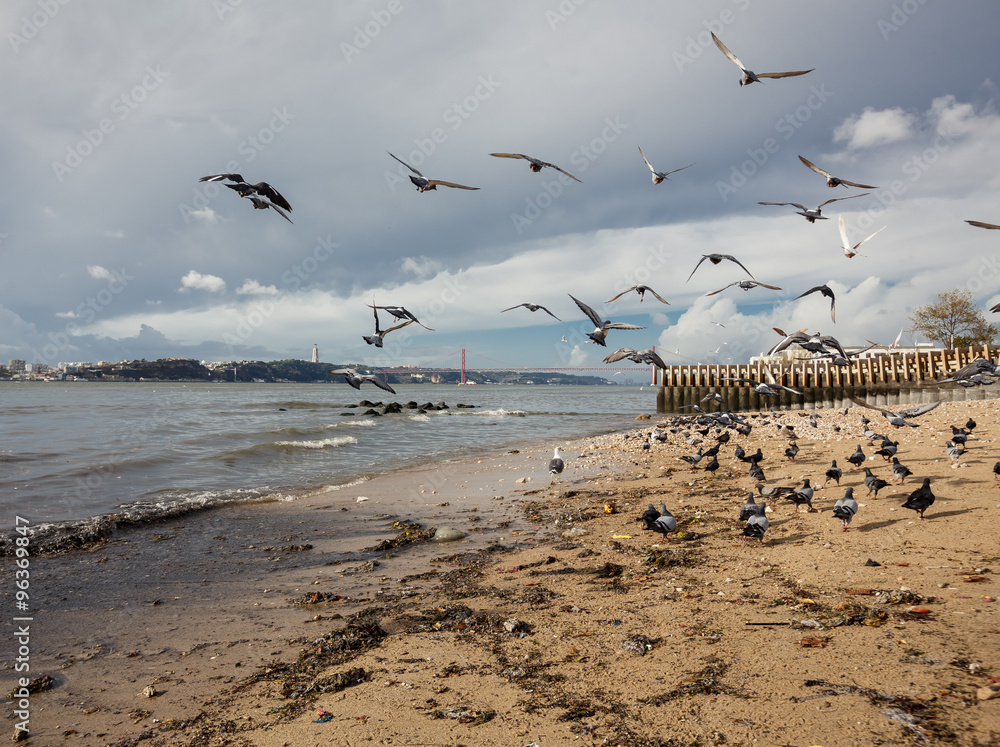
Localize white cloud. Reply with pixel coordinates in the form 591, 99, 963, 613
190, 207, 219, 223
236, 279, 279, 296
179, 270, 226, 293
834, 107, 915, 150
568, 345, 588, 367
55, 310, 79, 318
400, 256, 443, 279
87, 265, 113, 281
103, 230, 125, 239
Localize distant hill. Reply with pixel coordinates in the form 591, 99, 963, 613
72, 359, 615, 385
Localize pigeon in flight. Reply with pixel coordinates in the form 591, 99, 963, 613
758, 193, 869, 223
199, 173, 293, 211
502, 303, 562, 321
798, 156, 877, 189
711, 32, 813, 87
328, 368, 396, 394
242, 195, 293, 223
901, 478, 935, 519
832, 488, 859, 531
705, 280, 781, 296
366, 303, 434, 330
388, 152, 480, 192
490, 152, 581, 183
606, 285, 670, 304
796, 285, 837, 322
839, 215, 886, 258
637, 146, 693, 184
687, 254, 755, 283
848, 396, 941, 427
569, 295, 644, 346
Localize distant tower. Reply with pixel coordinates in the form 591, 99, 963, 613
312, 344, 318, 363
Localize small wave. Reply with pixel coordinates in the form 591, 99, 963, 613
319, 476, 370, 492
273, 436, 358, 449
337, 419, 375, 427
469, 408, 526, 417
409, 414, 431, 422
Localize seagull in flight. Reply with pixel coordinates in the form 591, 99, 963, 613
606, 285, 670, 304
967, 220, 1000, 230
799, 156, 877, 189
757, 193, 869, 223
569, 295, 644, 347
501, 303, 562, 321
198, 173, 293, 212
489, 152, 581, 183
705, 280, 781, 296
711, 32, 813, 87
328, 368, 397, 394
796, 285, 837, 322
365, 303, 434, 330
388, 152, 479, 192
242, 195, 293, 223
839, 215, 886, 258
363, 306, 414, 348
637, 146, 693, 184
849, 396, 941, 427
687, 254, 754, 283
603, 347, 668, 368
723, 368, 802, 397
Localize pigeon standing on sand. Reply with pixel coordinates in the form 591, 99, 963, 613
651, 503, 677, 537
901, 478, 935, 519
786, 479, 814, 512
832, 487, 859, 531
739, 493, 757, 523
641, 504, 661, 531
847, 444, 866, 467
863, 467, 889, 498
742, 501, 769, 544
891, 457, 912, 484
824, 460, 842, 487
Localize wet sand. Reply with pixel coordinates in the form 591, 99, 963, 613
5, 400, 1000, 746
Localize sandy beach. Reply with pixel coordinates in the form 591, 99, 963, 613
7, 399, 1000, 746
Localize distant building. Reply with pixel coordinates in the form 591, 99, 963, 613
8, 359, 25, 373
312, 344, 318, 363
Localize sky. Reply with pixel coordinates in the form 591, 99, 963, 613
3, 0, 1000, 377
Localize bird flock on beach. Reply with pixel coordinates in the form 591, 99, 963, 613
195, 31, 999, 398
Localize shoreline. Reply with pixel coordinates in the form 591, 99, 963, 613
5, 400, 1000, 745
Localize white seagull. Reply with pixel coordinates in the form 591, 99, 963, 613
328, 368, 397, 394
388, 152, 480, 192
711, 32, 813, 87
569, 295, 644, 347
838, 215, 886, 258
757, 193, 869, 223
637, 146, 693, 184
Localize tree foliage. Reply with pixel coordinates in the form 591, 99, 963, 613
909, 289, 998, 348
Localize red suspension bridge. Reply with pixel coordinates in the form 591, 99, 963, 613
370, 347, 659, 384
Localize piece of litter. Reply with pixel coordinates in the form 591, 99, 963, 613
356, 496, 369, 503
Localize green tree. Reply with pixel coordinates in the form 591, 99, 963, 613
909, 289, 999, 348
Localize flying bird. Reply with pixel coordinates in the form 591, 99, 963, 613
490, 152, 581, 183
687, 254, 755, 283
839, 215, 886, 258
637, 146, 693, 184
757, 193, 869, 223
198, 173, 293, 212
832, 488, 859, 531
798, 156, 877, 189
711, 32, 813, 87
603, 348, 668, 368
328, 368, 396, 394
901, 478, 935, 519
795, 285, 836, 322
501, 303, 562, 321
387, 152, 480, 192
363, 306, 414, 348
569, 294, 644, 347
366, 303, 434, 330
242, 195, 293, 223
966, 220, 1000, 230
705, 280, 781, 296
848, 396, 941, 427
606, 285, 670, 304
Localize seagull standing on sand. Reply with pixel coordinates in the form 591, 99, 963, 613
327, 368, 397, 394
569, 295, 645, 347
799, 156, 877, 189
711, 32, 813, 86
490, 152, 581, 183
549, 447, 565, 483
387, 152, 480, 192
832, 488, 859, 531
637, 146, 693, 184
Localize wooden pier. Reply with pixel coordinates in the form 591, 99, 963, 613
655, 345, 1000, 413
